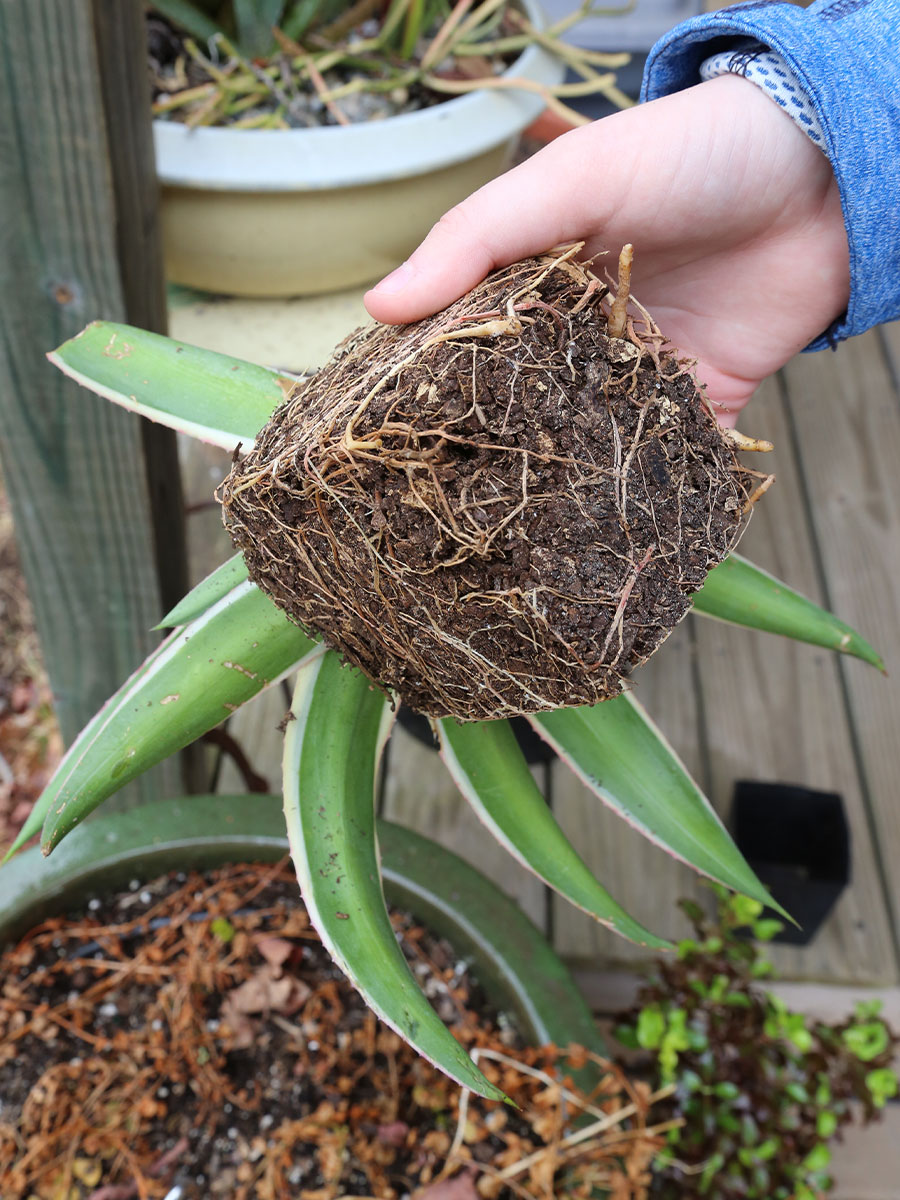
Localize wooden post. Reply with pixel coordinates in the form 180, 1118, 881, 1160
0, 0, 185, 804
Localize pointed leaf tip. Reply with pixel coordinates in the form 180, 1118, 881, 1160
695, 554, 884, 671
283, 653, 509, 1101
437, 717, 671, 950
530, 696, 791, 921
49, 321, 284, 450
32, 581, 315, 858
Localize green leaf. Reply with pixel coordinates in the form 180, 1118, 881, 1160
866, 1067, 899, 1108
843, 1020, 890, 1061
211, 916, 236, 943
151, 0, 223, 42
436, 717, 671, 949
282, 653, 507, 1102
234, 0, 285, 56
694, 553, 884, 671
157, 553, 250, 628
636, 1005, 665, 1050
817, 1110, 838, 1139
48, 322, 286, 451
530, 695, 787, 917
752, 918, 784, 942
802, 1143, 831, 1172
22, 581, 316, 859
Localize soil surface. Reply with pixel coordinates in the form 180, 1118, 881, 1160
224, 251, 750, 720
0, 860, 664, 1200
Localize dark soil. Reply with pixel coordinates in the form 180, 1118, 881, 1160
223, 250, 751, 721
0, 860, 665, 1200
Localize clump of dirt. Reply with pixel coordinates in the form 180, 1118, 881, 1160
222, 247, 757, 721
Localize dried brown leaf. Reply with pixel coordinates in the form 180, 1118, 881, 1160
415, 1164, 479, 1200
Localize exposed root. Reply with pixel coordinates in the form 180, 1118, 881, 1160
721, 428, 774, 453
742, 472, 776, 513
222, 249, 760, 720
607, 243, 633, 340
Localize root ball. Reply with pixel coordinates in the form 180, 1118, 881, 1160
222, 249, 753, 721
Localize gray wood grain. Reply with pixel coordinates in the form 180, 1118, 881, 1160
0, 1, 178, 804
694, 373, 897, 983
779, 331, 900, 971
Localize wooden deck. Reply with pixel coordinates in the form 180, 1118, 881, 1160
170, 293, 900, 995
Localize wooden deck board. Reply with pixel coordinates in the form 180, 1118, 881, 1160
694, 372, 897, 982
781, 327, 900, 964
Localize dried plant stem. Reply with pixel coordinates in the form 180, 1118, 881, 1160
608, 243, 634, 340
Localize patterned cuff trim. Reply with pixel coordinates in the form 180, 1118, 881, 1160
700, 46, 826, 152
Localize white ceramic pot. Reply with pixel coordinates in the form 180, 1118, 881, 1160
154, 4, 565, 297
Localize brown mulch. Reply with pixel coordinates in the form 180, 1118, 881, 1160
0, 477, 63, 856
0, 859, 672, 1200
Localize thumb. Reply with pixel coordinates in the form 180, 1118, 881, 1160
364, 126, 614, 325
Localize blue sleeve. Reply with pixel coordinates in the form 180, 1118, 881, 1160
640, 0, 900, 350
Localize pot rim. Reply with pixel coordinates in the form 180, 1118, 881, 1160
0, 794, 603, 1055
153, 0, 566, 191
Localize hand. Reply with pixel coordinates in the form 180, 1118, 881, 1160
364, 75, 850, 427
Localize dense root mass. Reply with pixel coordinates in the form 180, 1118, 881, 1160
222, 249, 752, 720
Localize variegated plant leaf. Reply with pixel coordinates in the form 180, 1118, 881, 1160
23, 582, 317, 859
437, 716, 671, 949
283, 653, 509, 1101
696, 553, 883, 670
530, 695, 788, 917
48, 321, 287, 450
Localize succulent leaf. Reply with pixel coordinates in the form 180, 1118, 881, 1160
529, 696, 789, 917
282, 653, 508, 1101
695, 553, 883, 670
150, 0, 222, 43
26, 581, 317, 859
156, 553, 249, 628
48, 321, 285, 450
437, 717, 671, 949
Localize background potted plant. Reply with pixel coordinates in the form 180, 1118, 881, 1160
5, 796, 671, 1197
614, 888, 899, 1199
147, 0, 631, 294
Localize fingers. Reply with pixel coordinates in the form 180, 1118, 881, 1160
364, 124, 620, 324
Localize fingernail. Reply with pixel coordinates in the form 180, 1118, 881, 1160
371, 260, 416, 296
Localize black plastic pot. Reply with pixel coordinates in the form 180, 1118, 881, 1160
0, 794, 602, 1055
732, 781, 851, 945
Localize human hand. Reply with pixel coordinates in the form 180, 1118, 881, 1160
364, 74, 850, 427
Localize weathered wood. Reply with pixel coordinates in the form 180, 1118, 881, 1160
693, 372, 897, 983
0, 1, 178, 803
91, 0, 188, 619
779, 330, 900, 968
